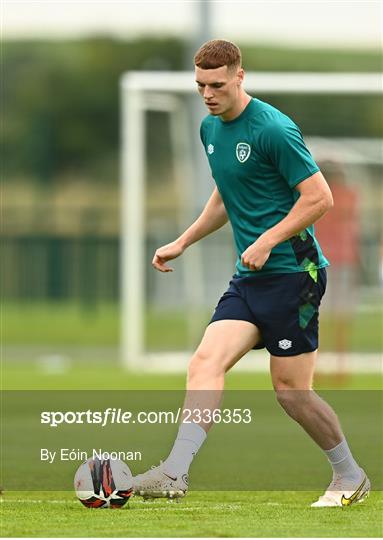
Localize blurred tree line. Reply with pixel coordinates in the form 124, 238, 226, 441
3, 37, 382, 186
2, 37, 382, 305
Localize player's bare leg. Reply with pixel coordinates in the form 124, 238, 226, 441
133, 319, 260, 499
270, 351, 370, 507
187, 319, 261, 395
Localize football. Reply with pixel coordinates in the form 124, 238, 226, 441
74, 457, 133, 508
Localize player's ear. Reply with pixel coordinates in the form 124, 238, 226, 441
237, 68, 244, 86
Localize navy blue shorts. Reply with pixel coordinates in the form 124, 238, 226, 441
209, 269, 327, 356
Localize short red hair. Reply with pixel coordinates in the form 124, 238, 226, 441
194, 39, 242, 71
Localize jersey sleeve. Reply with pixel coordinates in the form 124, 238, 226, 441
259, 119, 320, 188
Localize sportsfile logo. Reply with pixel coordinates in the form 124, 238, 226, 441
40, 408, 182, 427
40, 407, 253, 427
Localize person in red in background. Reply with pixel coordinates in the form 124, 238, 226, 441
315, 160, 360, 379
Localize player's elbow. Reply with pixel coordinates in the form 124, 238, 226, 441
320, 189, 334, 214
313, 187, 333, 217
299, 172, 333, 216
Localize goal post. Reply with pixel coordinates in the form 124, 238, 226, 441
120, 71, 382, 371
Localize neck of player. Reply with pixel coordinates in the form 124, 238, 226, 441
220, 92, 252, 122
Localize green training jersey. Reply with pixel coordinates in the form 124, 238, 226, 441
200, 97, 329, 277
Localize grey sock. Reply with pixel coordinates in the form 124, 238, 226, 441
163, 422, 207, 477
325, 439, 361, 479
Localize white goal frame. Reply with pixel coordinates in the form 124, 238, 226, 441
120, 71, 382, 371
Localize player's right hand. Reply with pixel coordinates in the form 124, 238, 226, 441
152, 241, 184, 272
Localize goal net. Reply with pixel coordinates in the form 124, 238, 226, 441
120, 71, 382, 373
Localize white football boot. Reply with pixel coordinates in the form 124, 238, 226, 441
133, 463, 188, 500
311, 469, 370, 507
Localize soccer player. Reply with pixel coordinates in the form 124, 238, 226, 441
133, 40, 370, 507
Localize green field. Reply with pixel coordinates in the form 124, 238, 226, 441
2, 490, 382, 538
2, 301, 382, 538
4, 301, 383, 351
3, 359, 383, 391
2, 362, 382, 537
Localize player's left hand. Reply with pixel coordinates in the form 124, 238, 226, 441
241, 235, 273, 271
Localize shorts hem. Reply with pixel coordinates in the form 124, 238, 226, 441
266, 346, 318, 357
208, 317, 265, 350
209, 316, 257, 327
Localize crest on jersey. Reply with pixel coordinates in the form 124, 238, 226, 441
236, 142, 251, 163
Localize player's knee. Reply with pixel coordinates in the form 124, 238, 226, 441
187, 348, 224, 382
275, 387, 296, 407
272, 372, 312, 393
275, 387, 312, 417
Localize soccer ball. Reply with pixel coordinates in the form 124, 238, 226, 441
74, 457, 133, 508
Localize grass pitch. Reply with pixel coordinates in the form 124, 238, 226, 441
4, 300, 383, 351
2, 490, 382, 538
2, 367, 382, 537
2, 334, 382, 537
